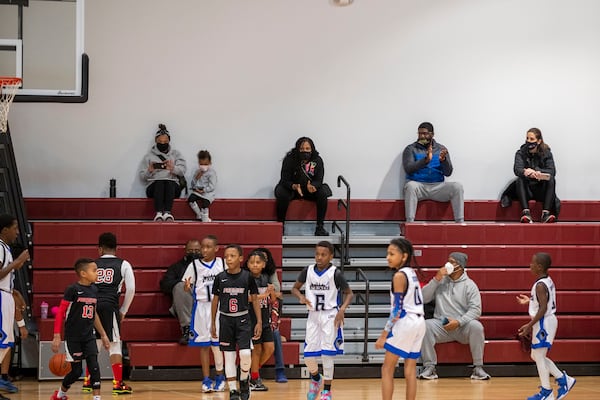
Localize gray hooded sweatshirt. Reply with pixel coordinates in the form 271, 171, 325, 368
421, 271, 482, 327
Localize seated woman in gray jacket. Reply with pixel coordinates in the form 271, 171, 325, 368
140, 123, 186, 221
418, 252, 491, 381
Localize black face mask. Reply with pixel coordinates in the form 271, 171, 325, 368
300, 151, 311, 161
184, 253, 200, 263
157, 142, 170, 153
526, 141, 538, 150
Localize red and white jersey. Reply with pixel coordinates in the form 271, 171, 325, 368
529, 276, 557, 318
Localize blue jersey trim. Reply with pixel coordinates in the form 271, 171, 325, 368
383, 343, 421, 359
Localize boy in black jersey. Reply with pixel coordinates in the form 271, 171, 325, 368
83, 232, 136, 395
211, 245, 262, 400
51, 258, 110, 400
245, 250, 277, 391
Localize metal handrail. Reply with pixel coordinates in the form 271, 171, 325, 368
336, 175, 350, 265
331, 220, 345, 273
355, 268, 370, 362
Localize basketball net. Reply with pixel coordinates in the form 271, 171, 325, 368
0, 77, 22, 134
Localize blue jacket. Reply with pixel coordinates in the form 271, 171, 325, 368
402, 140, 453, 183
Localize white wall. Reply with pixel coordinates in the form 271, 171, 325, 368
8, 0, 600, 199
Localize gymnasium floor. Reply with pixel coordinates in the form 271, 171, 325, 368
4, 376, 599, 399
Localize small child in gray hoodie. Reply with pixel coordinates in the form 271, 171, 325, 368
188, 150, 217, 222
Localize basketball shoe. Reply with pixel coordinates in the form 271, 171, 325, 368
201, 377, 214, 393
320, 389, 332, 400
0, 378, 17, 393
112, 380, 133, 394
240, 378, 251, 400
81, 376, 92, 392
307, 374, 322, 400
213, 374, 226, 392
556, 371, 576, 399
50, 390, 68, 400
527, 386, 554, 400
250, 377, 268, 391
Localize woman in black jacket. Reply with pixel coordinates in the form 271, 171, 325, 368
274, 137, 331, 236
513, 128, 557, 223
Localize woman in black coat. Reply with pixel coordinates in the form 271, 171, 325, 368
513, 128, 557, 223
274, 137, 331, 236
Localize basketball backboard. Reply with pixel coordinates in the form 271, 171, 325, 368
0, 0, 87, 102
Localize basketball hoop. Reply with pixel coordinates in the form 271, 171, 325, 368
0, 77, 22, 134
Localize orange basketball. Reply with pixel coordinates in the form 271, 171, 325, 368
48, 353, 71, 377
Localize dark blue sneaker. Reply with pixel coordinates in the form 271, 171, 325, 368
0, 378, 17, 393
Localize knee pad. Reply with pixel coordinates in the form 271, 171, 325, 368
322, 355, 334, 381
239, 348, 251, 372
109, 341, 122, 356
224, 351, 238, 378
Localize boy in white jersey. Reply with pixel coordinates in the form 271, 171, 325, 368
183, 235, 226, 392
0, 214, 29, 397
517, 253, 576, 400
291, 241, 353, 400
375, 238, 425, 400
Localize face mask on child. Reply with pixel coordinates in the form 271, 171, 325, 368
199, 165, 210, 172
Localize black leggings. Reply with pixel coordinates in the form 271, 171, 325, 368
146, 180, 179, 213
274, 183, 328, 225
62, 354, 100, 390
516, 176, 556, 211
187, 193, 211, 208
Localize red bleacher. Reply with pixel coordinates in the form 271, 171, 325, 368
24, 198, 600, 222
28, 208, 297, 369
27, 198, 600, 368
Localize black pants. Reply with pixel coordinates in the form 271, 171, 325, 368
274, 183, 328, 225
187, 193, 211, 208
516, 176, 556, 211
146, 180, 179, 213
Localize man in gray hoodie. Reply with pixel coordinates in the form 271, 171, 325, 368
418, 252, 491, 380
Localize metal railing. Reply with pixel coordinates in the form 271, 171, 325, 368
336, 175, 350, 265
331, 220, 345, 273
355, 268, 370, 362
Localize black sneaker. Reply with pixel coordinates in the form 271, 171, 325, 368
230, 389, 241, 400
315, 225, 329, 236
250, 377, 268, 391
240, 379, 251, 400
520, 209, 533, 223
541, 211, 556, 223
179, 326, 190, 345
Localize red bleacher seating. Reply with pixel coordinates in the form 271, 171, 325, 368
28, 198, 600, 368
24, 198, 600, 222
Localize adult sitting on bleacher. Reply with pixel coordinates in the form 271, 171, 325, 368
509, 127, 559, 224
402, 122, 464, 223
139, 123, 187, 222
274, 136, 332, 236
418, 252, 491, 380
159, 239, 199, 345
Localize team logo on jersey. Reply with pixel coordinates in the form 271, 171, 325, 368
309, 283, 330, 291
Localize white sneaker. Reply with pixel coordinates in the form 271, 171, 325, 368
163, 212, 174, 222
418, 365, 438, 380
470, 366, 491, 380
201, 208, 212, 222
153, 212, 163, 221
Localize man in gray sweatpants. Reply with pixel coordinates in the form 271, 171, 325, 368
402, 122, 464, 222
419, 252, 491, 380
159, 239, 198, 344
